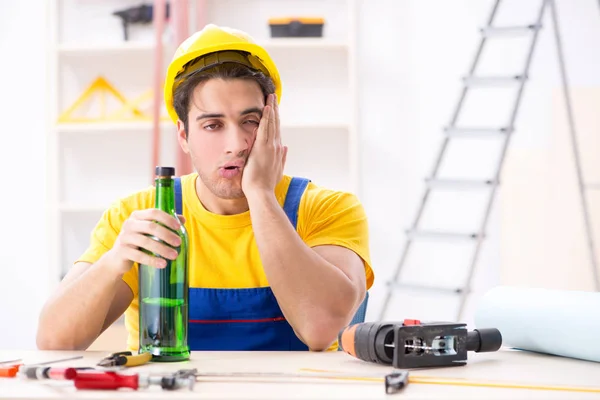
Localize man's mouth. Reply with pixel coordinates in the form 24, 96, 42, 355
221, 160, 245, 170
219, 164, 243, 178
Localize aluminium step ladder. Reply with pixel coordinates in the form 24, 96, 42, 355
379, 0, 600, 322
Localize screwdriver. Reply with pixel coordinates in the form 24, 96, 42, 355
11, 356, 83, 379
0, 358, 25, 378
74, 369, 196, 391
74, 371, 140, 390
0, 364, 21, 378
0, 359, 23, 377
20, 366, 79, 380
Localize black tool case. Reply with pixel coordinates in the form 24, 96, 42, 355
268, 17, 325, 37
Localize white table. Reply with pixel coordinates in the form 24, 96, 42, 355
1, 348, 600, 399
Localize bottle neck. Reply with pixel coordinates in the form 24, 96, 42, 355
155, 176, 175, 214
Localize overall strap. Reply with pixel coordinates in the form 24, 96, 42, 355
174, 177, 183, 215
282, 177, 311, 230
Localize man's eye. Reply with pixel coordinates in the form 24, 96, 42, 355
204, 124, 220, 130
245, 120, 259, 125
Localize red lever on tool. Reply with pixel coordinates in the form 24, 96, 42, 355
74, 371, 139, 390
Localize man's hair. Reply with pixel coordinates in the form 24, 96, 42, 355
172, 62, 276, 138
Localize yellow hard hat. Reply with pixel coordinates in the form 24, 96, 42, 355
164, 24, 282, 124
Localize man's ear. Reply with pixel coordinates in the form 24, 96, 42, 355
176, 120, 190, 154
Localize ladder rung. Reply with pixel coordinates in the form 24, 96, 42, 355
463, 75, 526, 87
406, 230, 483, 241
385, 282, 464, 294
425, 178, 498, 189
480, 24, 540, 38
444, 127, 512, 138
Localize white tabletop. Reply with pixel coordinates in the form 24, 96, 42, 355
1, 348, 600, 399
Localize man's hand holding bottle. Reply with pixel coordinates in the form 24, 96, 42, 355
103, 209, 185, 274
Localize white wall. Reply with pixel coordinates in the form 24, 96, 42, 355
359, 0, 600, 323
0, 0, 49, 348
359, 0, 498, 323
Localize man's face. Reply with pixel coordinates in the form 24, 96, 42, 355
177, 78, 264, 199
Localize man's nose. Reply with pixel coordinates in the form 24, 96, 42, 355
225, 126, 250, 155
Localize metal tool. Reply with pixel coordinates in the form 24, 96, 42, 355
74, 368, 197, 391
23, 356, 84, 367
112, 3, 170, 41
97, 351, 152, 368
0, 359, 21, 365
191, 370, 384, 383
193, 369, 406, 394
385, 372, 409, 394
380, 0, 600, 322
156, 369, 198, 391
339, 319, 502, 369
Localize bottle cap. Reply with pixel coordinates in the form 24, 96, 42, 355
155, 166, 175, 177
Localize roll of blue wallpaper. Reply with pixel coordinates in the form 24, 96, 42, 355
474, 286, 600, 363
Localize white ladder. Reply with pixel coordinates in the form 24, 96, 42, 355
379, 0, 600, 322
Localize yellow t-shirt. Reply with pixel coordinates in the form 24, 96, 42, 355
77, 173, 374, 351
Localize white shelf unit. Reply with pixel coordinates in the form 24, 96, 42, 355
47, 0, 360, 288
57, 38, 349, 54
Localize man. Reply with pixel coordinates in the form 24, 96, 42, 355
37, 24, 374, 352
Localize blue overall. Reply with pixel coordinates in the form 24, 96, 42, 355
174, 176, 368, 351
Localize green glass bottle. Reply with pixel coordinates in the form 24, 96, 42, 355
139, 166, 190, 361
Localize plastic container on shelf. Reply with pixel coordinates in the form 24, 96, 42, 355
268, 17, 325, 38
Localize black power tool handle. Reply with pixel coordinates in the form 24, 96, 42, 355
467, 328, 502, 352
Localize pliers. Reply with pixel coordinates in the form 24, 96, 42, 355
97, 351, 152, 368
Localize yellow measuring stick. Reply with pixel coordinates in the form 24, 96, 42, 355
299, 368, 600, 394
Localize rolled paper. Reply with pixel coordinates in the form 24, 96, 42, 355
474, 285, 600, 363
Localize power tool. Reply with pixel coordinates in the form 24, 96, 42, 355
112, 3, 170, 41
339, 319, 502, 369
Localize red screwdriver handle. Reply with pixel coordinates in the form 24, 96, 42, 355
74, 372, 139, 390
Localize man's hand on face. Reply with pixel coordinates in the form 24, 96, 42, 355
241, 93, 288, 197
